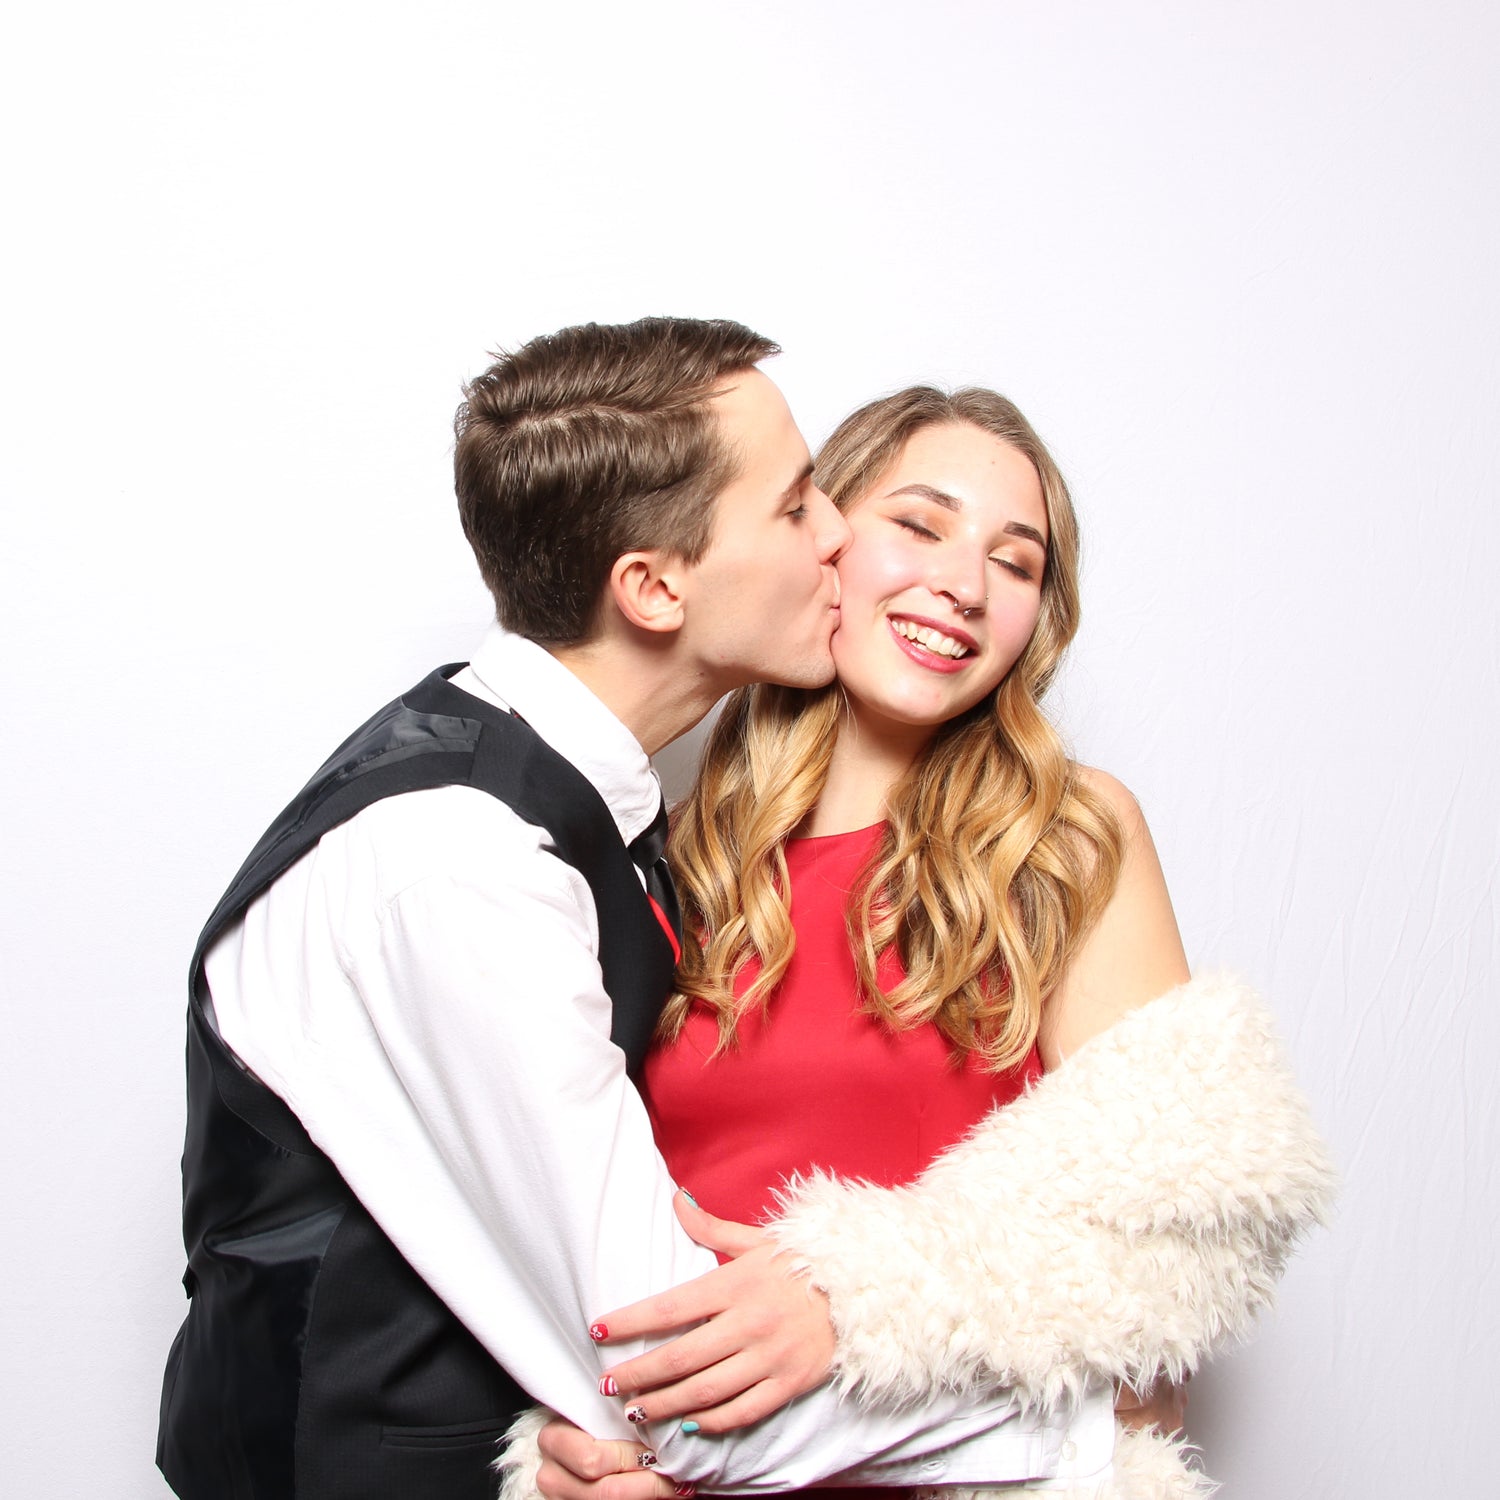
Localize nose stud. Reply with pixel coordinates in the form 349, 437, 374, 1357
938, 589, 984, 619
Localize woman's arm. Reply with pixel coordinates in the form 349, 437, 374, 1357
591, 777, 1332, 1413
592, 773, 1190, 1409
767, 994, 1333, 1404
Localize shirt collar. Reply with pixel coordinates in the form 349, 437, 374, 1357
457, 623, 662, 847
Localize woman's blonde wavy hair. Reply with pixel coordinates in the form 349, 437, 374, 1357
664, 387, 1125, 1071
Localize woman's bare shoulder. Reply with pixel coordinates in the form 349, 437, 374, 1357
1040, 764, 1189, 1068
1070, 762, 1148, 833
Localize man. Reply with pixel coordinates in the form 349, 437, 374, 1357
158, 318, 1102, 1499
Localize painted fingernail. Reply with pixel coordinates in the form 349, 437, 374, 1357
588, 1322, 609, 1342
599, 1375, 619, 1396
680, 1188, 698, 1207
675, 1486, 697, 1497
680, 1420, 701, 1435
636, 1451, 659, 1469
625, 1406, 647, 1424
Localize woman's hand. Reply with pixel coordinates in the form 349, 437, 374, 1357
1114, 1376, 1189, 1436
590, 1191, 835, 1432
536, 1416, 685, 1500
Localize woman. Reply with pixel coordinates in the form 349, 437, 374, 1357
506, 388, 1333, 1499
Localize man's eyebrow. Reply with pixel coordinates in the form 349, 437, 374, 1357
779, 460, 815, 504
888, 484, 1047, 548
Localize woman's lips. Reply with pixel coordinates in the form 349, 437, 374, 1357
886, 615, 976, 674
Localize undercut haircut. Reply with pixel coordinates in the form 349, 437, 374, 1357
454, 317, 779, 645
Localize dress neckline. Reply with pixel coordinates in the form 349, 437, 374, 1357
788, 820, 887, 847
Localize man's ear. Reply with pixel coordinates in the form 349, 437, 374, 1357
607, 550, 688, 635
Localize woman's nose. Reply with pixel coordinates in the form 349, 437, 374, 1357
934, 580, 985, 618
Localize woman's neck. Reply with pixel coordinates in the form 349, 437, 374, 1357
802, 706, 936, 837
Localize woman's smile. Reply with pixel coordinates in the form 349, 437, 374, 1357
886, 613, 978, 670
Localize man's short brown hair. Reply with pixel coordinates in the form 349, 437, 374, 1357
454, 317, 779, 645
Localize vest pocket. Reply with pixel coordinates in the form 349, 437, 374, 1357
380, 1417, 513, 1451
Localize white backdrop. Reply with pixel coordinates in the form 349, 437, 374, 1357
3, 3, 1495, 1495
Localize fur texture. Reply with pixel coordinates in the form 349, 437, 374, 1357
766, 973, 1336, 1410
494, 1406, 550, 1500
1101, 1428, 1218, 1499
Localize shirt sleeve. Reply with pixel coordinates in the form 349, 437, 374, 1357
207, 785, 1087, 1488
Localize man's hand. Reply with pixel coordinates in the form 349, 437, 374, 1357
536, 1416, 684, 1500
590, 1191, 835, 1432
1114, 1376, 1189, 1435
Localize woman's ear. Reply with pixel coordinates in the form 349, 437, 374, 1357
607, 550, 687, 635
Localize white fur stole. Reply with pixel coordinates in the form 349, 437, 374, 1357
766, 973, 1336, 1410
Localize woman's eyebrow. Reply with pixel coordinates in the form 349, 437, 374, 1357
888, 482, 962, 511
887, 484, 1047, 548
1003, 521, 1047, 549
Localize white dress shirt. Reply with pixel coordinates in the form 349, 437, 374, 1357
204, 624, 1113, 1491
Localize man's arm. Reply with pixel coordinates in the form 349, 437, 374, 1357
210, 785, 691, 1434
209, 784, 1088, 1488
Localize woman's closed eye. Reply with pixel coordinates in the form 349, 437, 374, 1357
894, 515, 941, 541
991, 555, 1036, 582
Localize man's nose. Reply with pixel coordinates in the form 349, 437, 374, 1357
810, 487, 852, 563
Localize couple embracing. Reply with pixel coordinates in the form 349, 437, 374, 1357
158, 318, 1333, 1500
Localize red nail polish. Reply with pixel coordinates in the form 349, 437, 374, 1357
625, 1406, 648, 1424
636, 1452, 659, 1469
588, 1322, 609, 1342
675, 1486, 697, 1497
599, 1375, 619, 1397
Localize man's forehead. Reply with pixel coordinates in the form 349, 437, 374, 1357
711, 366, 810, 491
710, 363, 779, 420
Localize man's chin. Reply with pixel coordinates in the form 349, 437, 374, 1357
766, 656, 838, 691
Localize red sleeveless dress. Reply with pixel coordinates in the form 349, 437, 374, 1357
643, 822, 1040, 1225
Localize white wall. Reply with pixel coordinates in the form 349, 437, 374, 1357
3, 2, 1494, 1494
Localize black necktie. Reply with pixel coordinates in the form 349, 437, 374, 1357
628, 798, 682, 963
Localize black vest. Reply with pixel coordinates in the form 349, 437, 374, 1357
158, 667, 676, 1500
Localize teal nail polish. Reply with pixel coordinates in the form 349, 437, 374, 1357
680, 1188, 698, 1207
680, 1420, 701, 1435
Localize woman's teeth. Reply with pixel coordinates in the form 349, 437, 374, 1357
891, 620, 971, 659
